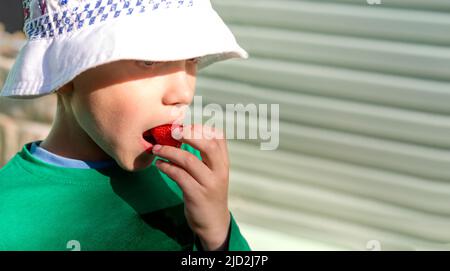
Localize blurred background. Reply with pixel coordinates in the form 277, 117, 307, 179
1, 0, 450, 250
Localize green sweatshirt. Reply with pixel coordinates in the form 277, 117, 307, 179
0, 142, 251, 251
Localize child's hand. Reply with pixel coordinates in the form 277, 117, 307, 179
152, 124, 231, 251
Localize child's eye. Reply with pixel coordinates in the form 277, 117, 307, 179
136, 60, 162, 69
141, 61, 158, 67
137, 59, 197, 68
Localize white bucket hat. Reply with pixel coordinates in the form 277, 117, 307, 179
0, 0, 248, 98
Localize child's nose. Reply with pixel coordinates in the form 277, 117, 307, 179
161, 69, 194, 106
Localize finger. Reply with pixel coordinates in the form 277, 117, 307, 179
205, 126, 229, 168
197, 125, 229, 169
185, 125, 229, 174
153, 145, 213, 186
155, 159, 201, 196
176, 124, 227, 174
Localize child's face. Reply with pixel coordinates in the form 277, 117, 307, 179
67, 59, 197, 171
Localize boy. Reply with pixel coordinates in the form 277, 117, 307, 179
0, 0, 250, 251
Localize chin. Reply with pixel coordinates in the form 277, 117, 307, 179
116, 153, 155, 172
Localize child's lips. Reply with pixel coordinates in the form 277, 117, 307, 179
141, 136, 154, 154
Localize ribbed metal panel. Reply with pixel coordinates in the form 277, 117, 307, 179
196, 0, 450, 250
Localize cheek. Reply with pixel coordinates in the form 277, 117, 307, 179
71, 88, 129, 146
70, 95, 108, 145
71, 84, 155, 146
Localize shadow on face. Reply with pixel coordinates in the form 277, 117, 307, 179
59, 59, 198, 98
52, 59, 198, 172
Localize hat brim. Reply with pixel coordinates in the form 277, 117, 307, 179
1, 6, 248, 98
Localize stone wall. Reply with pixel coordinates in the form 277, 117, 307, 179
0, 23, 56, 167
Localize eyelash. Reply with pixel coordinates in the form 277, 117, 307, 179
139, 58, 199, 67
141, 61, 159, 67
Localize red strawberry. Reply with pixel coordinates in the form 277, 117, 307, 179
143, 124, 182, 148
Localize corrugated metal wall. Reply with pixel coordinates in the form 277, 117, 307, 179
196, 0, 450, 250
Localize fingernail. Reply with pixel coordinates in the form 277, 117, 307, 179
152, 144, 162, 153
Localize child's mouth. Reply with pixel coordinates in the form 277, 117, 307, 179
143, 124, 182, 149
143, 132, 157, 145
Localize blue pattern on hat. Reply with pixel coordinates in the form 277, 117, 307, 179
24, 0, 194, 40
